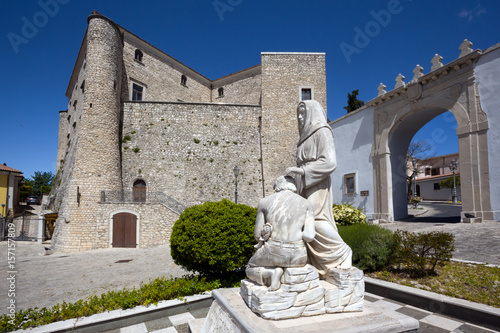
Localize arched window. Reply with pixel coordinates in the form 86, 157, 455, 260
181, 75, 187, 86
133, 179, 146, 202
218, 87, 224, 97
134, 49, 143, 62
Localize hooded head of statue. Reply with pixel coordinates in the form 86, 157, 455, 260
297, 100, 330, 146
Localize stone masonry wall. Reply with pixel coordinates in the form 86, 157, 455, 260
52, 15, 124, 252
211, 70, 262, 105
121, 102, 264, 207
260, 53, 327, 195
94, 203, 180, 248
122, 40, 211, 103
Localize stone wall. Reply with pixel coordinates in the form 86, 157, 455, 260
121, 101, 264, 207
122, 38, 211, 103
211, 66, 262, 105
260, 53, 327, 195
94, 202, 180, 248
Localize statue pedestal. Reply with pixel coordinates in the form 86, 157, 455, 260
199, 288, 419, 333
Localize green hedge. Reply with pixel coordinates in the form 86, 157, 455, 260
170, 199, 256, 277
339, 224, 396, 271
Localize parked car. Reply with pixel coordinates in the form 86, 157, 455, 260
26, 196, 40, 205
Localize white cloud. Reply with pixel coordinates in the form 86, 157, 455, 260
458, 5, 487, 22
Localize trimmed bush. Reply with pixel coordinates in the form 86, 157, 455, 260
339, 224, 396, 271
333, 203, 367, 226
392, 230, 455, 275
170, 199, 256, 277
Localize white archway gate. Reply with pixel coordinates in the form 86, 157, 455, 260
369, 50, 493, 222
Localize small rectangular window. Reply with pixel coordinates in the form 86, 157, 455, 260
301, 88, 312, 101
132, 84, 143, 101
344, 173, 356, 195
434, 183, 441, 190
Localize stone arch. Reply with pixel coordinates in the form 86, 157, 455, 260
372, 74, 493, 222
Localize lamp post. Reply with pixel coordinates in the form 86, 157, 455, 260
233, 165, 239, 204
449, 159, 458, 204
412, 157, 417, 197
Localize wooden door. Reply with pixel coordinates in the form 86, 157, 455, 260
112, 213, 137, 248
133, 180, 146, 202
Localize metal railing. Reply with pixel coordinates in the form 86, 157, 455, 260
101, 191, 186, 215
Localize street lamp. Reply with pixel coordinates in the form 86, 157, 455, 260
412, 157, 417, 197
449, 159, 458, 204
233, 166, 239, 204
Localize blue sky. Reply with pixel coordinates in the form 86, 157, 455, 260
1, 0, 499, 179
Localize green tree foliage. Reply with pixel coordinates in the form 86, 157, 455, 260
439, 175, 461, 189
170, 199, 256, 277
30, 171, 55, 195
333, 203, 367, 225
343, 89, 365, 113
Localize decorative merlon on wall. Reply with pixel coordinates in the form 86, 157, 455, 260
431, 54, 444, 71
411, 65, 424, 83
377, 83, 387, 97
395, 74, 406, 89
459, 39, 473, 58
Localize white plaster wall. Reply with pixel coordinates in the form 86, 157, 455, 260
475, 46, 500, 221
330, 107, 375, 219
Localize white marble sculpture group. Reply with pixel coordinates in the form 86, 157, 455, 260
241, 100, 365, 320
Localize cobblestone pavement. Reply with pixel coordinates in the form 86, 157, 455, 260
379, 202, 500, 266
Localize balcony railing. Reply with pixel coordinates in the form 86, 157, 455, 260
101, 191, 186, 215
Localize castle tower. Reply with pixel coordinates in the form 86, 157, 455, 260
260, 53, 327, 194
52, 13, 123, 251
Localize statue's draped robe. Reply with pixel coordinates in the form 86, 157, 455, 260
295, 100, 352, 278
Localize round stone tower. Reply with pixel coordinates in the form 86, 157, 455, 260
52, 12, 123, 252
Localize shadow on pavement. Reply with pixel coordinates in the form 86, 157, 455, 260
401, 216, 461, 223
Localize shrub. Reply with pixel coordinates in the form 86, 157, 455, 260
170, 199, 256, 277
333, 203, 367, 226
339, 224, 396, 271
392, 230, 455, 275
0, 275, 221, 332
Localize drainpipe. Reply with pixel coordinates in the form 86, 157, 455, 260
5, 170, 11, 217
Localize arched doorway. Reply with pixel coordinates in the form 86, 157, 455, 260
112, 212, 137, 248
133, 179, 146, 202
371, 57, 493, 222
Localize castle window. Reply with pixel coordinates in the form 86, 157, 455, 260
181, 75, 187, 86
80, 80, 85, 93
301, 88, 312, 101
218, 87, 224, 97
134, 49, 143, 62
133, 179, 146, 202
132, 84, 143, 101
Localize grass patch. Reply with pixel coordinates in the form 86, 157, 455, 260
367, 261, 500, 308
0, 275, 237, 332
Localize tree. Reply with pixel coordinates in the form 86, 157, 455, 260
30, 171, 55, 196
343, 89, 365, 113
406, 140, 436, 201
439, 175, 461, 190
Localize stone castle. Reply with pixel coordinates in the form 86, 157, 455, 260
51, 11, 327, 252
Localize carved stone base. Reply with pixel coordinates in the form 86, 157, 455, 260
240, 264, 364, 320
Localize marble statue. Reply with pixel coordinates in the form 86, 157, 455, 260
239, 101, 363, 320
246, 176, 316, 291
286, 100, 352, 278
